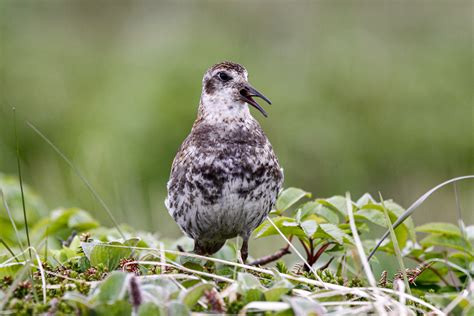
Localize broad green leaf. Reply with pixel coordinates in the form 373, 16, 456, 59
316, 196, 348, 216
96, 271, 128, 304
356, 208, 386, 227
384, 200, 416, 242
276, 188, 311, 213
295, 209, 303, 223
0, 256, 22, 278
238, 273, 266, 302
237, 272, 264, 292
68, 209, 99, 231
179, 282, 213, 308
283, 221, 299, 227
420, 235, 473, 256
300, 201, 340, 224
300, 220, 318, 237
82, 238, 140, 271
318, 223, 347, 244
166, 301, 190, 316
356, 193, 375, 207
32, 208, 98, 241
415, 265, 448, 284
284, 296, 326, 316
416, 222, 462, 237
0, 173, 46, 224
245, 289, 265, 302
254, 217, 306, 239
264, 287, 291, 301
93, 300, 132, 316
142, 279, 179, 304
357, 203, 410, 248
138, 302, 163, 316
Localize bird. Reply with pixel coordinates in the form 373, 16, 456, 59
165, 61, 283, 262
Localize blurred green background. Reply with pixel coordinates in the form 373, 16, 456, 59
0, 1, 473, 245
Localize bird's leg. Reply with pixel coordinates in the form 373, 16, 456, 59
240, 237, 249, 263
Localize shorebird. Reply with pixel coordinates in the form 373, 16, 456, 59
165, 61, 283, 262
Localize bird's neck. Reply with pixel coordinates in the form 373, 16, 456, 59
197, 93, 253, 125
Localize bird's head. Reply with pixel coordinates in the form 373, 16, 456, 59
200, 61, 271, 119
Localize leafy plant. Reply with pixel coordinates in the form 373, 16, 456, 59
0, 176, 472, 315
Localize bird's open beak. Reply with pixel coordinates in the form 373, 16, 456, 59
239, 84, 272, 117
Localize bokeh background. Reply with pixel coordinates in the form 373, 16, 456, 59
1, 1, 473, 251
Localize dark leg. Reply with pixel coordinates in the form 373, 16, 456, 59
240, 237, 249, 263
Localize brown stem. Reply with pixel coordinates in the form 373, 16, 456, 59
299, 238, 311, 260
319, 257, 334, 271
308, 238, 315, 263
314, 242, 334, 263
249, 244, 291, 266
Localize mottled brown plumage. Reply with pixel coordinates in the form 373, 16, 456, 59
165, 62, 283, 261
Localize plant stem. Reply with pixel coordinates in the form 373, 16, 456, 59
248, 244, 291, 266
313, 242, 334, 263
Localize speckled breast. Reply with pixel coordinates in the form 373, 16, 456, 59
166, 121, 283, 241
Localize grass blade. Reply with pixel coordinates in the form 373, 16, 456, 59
345, 192, 376, 287
0, 238, 18, 262
379, 193, 411, 296
0, 189, 25, 254
13, 108, 31, 258
368, 175, 474, 260
26, 121, 125, 240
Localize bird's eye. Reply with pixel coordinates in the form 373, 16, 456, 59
218, 72, 232, 82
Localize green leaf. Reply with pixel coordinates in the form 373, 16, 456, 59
0, 255, 21, 278
254, 217, 306, 239
276, 188, 311, 214
416, 222, 462, 237
300, 220, 318, 237
33, 208, 98, 240
354, 205, 387, 227
316, 196, 348, 216
82, 238, 140, 271
93, 300, 132, 316
318, 223, 347, 244
357, 202, 411, 249
237, 272, 264, 292
138, 302, 163, 316
384, 200, 416, 242
97, 271, 128, 304
179, 282, 213, 308
284, 296, 326, 316
166, 301, 190, 316
420, 234, 473, 256
356, 193, 375, 208
68, 209, 99, 231
264, 287, 290, 301
245, 289, 265, 302
300, 201, 340, 224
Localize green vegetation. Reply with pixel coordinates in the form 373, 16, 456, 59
1, 175, 472, 315
1, 2, 472, 233
0, 2, 472, 314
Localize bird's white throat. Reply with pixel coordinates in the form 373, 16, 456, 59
198, 90, 252, 124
